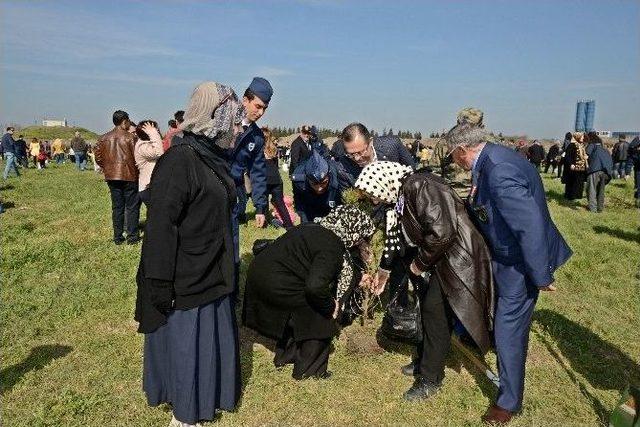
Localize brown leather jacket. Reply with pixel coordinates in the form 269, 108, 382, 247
95, 128, 138, 182
401, 170, 494, 354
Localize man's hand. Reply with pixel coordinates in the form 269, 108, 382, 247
540, 283, 557, 292
255, 214, 266, 228
358, 273, 375, 290
409, 260, 423, 277
332, 299, 340, 319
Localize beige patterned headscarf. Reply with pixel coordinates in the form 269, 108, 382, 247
181, 81, 241, 149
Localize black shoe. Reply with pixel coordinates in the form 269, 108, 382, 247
318, 370, 332, 379
114, 238, 125, 245
127, 237, 141, 245
403, 376, 442, 402
401, 361, 418, 377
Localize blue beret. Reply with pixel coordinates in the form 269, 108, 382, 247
305, 151, 329, 184
247, 77, 273, 104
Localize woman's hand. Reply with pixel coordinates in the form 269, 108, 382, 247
372, 269, 390, 296
142, 123, 161, 141
358, 273, 375, 290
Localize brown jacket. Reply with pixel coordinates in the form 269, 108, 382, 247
95, 128, 138, 182
401, 170, 494, 354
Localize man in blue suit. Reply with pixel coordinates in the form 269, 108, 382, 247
229, 77, 271, 269
445, 124, 572, 424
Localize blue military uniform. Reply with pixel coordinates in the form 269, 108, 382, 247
468, 143, 572, 412
291, 150, 341, 223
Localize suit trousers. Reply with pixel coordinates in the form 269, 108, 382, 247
106, 180, 140, 242
494, 282, 539, 412
274, 319, 331, 380
587, 171, 607, 212
417, 274, 453, 384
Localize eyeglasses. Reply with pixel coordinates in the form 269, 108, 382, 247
345, 143, 371, 160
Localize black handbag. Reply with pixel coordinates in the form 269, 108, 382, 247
380, 280, 423, 344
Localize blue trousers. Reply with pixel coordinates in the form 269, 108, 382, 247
3, 153, 20, 179
75, 152, 87, 170
493, 264, 539, 412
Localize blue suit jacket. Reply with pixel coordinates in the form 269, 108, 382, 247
230, 123, 267, 214
469, 143, 572, 293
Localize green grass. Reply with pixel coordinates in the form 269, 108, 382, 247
1, 161, 639, 426
15, 126, 99, 142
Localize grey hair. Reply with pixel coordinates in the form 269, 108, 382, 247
444, 123, 489, 151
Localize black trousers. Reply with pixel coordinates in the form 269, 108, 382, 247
416, 274, 453, 384
107, 180, 141, 242
266, 183, 294, 228
274, 320, 330, 380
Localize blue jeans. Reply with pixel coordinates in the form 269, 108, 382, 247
613, 162, 626, 179
55, 153, 65, 164
3, 153, 20, 179
75, 152, 87, 170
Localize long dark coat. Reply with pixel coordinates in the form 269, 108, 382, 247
562, 142, 586, 200
243, 224, 344, 341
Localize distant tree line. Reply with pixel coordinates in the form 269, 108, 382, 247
267, 125, 424, 140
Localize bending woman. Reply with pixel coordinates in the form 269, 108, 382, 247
135, 81, 241, 426
243, 205, 375, 380
355, 161, 494, 401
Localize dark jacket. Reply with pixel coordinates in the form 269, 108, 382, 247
243, 224, 344, 341
469, 143, 572, 289
527, 143, 545, 164
70, 136, 88, 153
1, 133, 15, 154
265, 156, 283, 186
292, 159, 342, 222
586, 142, 613, 176
612, 141, 629, 162
289, 136, 312, 175
230, 122, 267, 214
400, 170, 494, 354
336, 135, 416, 189
95, 128, 138, 182
14, 139, 27, 157
135, 141, 236, 333
546, 144, 560, 163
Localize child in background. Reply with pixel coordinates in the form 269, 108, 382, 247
271, 195, 298, 228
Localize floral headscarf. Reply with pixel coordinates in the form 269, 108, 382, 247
317, 205, 375, 303
354, 161, 413, 266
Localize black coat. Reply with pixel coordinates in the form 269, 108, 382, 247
562, 142, 586, 200
135, 144, 236, 333
546, 144, 560, 163
527, 144, 545, 164
289, 136, 312, 175
265, 156, 282, 186
243, 224, 344, 341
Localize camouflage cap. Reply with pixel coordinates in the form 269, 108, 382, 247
457, 107, 484, 127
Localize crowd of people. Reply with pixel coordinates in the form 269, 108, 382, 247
1, 76, 637, 426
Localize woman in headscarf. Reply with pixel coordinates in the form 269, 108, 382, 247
135, 81, 242, 427
291, 150, 342, 223
243, 205, 375, 380
354, 161, 494, 402
562, 132, 588, 200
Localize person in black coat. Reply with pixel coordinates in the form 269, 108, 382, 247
289, 125, 315, 174
544, 141, 560, 174
562, 132, 587, 200
243, 205, 375, 380
135, 82, 241, 426
526, 140, 545, 171
556, 132, 573, 179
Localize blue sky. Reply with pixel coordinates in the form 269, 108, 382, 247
1, 0, 638, 138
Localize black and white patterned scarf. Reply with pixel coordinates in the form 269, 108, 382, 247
316, 205, 375, 302
354, 161, 413, 265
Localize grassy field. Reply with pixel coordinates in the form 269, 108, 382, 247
1, 160, 639, 426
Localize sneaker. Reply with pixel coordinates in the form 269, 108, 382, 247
403, 376, 442, 402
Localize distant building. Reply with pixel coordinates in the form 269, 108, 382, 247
596, 130, 612, 137
611, 131, 640, 139
42, 118, 68, 127
575, 100, 595, 132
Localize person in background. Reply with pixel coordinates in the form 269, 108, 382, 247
29, 137, 41, 169
562, 132, 588, 201
612, 134, 629, 180
515, 139, 529, 158
544, 140, 560, 174
526, 140, 545, 171
70, 131, 88, 171
2, 127, 20, 179
14, 134, 28, 168
243, 205, 375, 380
289, 125, 317, 174
262, 126, 294, 228
556, 132, 572, 179
585, 132, 613, 213
51, 138, 66, 165
37, 144, 48, 170
134, 121, 164, 207
163, 110, 185, 151
291, 151, 342, 223
628, 136, 640, 207
445, 124, 571, 424
95, 110, 141, 245
136, 81, 242, 427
